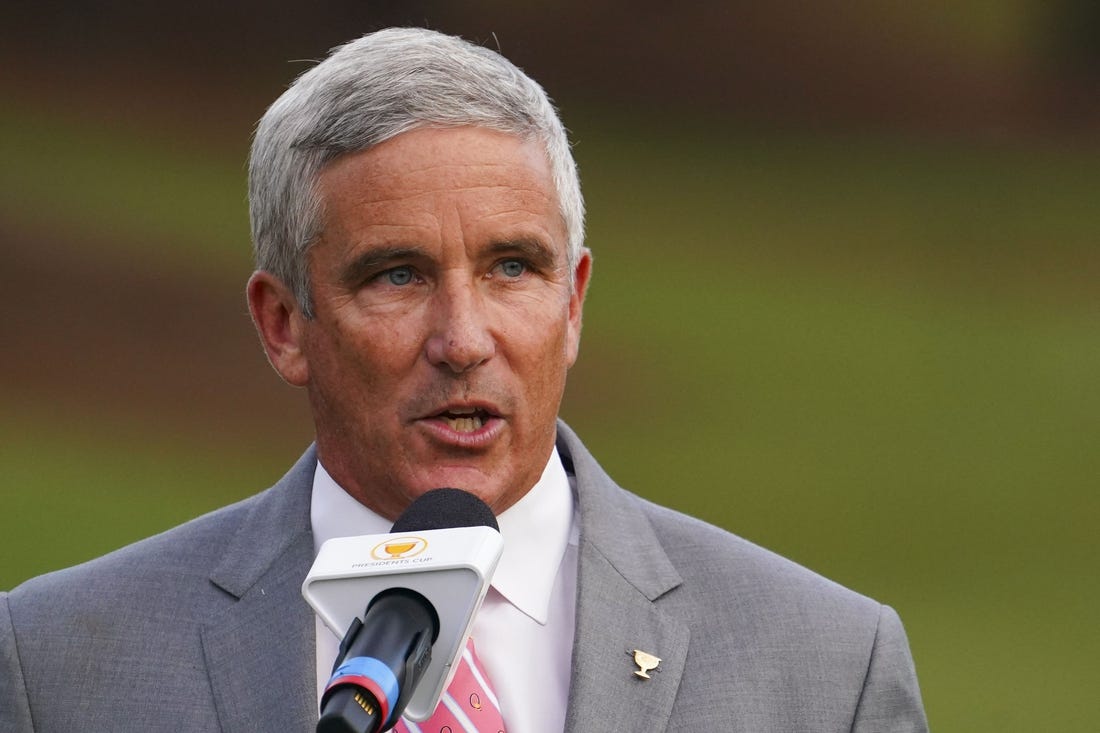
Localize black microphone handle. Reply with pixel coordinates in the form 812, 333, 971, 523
317, 589, 437, 733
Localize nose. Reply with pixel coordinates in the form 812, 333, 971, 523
424, 278, 495, 373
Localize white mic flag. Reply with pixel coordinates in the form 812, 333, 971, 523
303, 523, 503, 722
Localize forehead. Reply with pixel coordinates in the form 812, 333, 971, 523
316, 127, 560, 222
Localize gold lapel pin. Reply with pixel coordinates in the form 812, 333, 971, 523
632, 649, 661, 679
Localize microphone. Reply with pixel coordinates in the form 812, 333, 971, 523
313, 489, 501, 733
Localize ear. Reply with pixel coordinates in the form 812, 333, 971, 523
565, 248, 593, 367
246, 270, 310, 387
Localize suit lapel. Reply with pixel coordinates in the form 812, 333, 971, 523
201, 448, 319, 733
565, 542, 690, 733
557, 424, 689, 733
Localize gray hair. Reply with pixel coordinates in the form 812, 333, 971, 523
248, 27, 585, 318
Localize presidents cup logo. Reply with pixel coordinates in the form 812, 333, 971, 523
370, 536, 429, 560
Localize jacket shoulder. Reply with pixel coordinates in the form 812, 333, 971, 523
7, 446, 316, 624
640, 497, 880, 613
8, 490, 261, 623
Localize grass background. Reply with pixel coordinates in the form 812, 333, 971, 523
3, 28, 1100, 731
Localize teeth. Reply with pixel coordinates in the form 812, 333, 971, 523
443, 415, 484, 433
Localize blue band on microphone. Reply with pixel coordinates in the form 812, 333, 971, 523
326, 656, 400, 723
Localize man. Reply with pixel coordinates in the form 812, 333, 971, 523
1, 28, 927, 732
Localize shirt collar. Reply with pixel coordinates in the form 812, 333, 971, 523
310, 449, 574, 625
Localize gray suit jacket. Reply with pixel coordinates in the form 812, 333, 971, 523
2, 422, 927, 731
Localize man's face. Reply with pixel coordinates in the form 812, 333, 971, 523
250, 127, 590, 519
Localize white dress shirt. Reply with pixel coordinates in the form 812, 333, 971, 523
311, 450, 578, 733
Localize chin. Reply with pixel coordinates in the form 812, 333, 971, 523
417, 482, 511, 514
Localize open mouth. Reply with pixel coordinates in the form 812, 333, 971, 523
434, 407, 493, 433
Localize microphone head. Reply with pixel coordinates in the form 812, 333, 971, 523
390, 488, 499, 533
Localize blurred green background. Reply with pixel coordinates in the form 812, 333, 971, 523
2, 2, 1098, 730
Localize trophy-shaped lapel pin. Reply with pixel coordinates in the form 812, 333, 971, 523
632, 649, 661, 679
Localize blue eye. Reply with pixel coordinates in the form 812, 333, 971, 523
386, 267, 414, 286
499, 260, 526, 278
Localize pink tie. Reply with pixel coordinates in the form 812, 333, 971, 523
394, 638, 506, 733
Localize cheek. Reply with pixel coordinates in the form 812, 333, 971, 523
334, 312, 422, 370
513, 315, 573, 395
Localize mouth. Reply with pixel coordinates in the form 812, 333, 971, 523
430, 406, 498, 434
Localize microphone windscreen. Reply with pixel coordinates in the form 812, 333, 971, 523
390, 488, 499, 533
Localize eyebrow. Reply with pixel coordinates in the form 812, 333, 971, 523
339, 245, 424, 287
484, 237, 559, 270
336, 237, 563, 287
